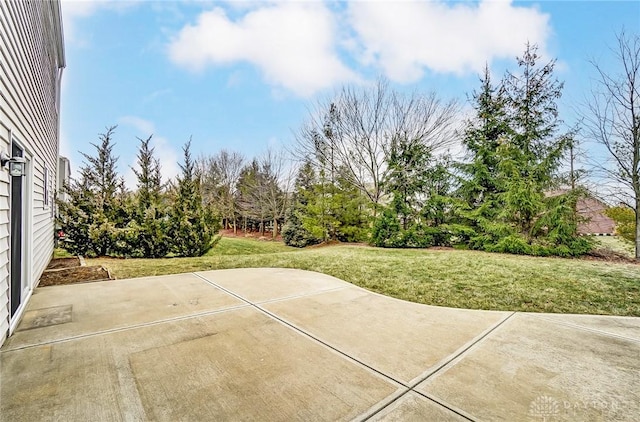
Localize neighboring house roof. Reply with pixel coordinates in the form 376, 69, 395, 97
577, 197, 616, 235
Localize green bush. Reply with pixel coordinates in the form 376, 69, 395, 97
134, 207, 171, 258
605, 206, 635, 242
282, 211, 320, 248
371, 210, 402, 247
486, 235, 532, 255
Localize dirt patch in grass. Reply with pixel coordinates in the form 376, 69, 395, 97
40, 256, 114, 286
39, 266, 112, 287
46, 257, 81, 270
586, 248, 637, 264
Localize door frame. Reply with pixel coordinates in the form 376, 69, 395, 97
8, 132, 33, 334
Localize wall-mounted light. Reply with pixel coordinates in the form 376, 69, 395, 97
0, 152, 27, 177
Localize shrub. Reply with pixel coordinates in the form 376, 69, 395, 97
135, 207, 171, 258
371, 210, 402, 247
486, 235, 532, 255
282, 211, 320, 248
605, 206, 635, 242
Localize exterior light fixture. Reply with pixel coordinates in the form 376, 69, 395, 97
0, 152, 27, 177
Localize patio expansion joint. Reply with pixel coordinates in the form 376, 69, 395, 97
529, 314, 640, 344
359, 311, 516, 422
253, 285, 351, 306
0, 303, 250, 353
194, 272, 507, 422
192, 272, 408, 388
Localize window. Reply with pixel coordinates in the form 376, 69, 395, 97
44, 165, 49, 207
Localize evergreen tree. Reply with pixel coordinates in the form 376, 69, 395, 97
373, 138, 456, 248
283, 160, 368, 246
330, 172, 369, 242
421, 157, 456, 228
457, 44, 590, 256
282, 161, 321, 247
169, 139, 218, 256
132, 135, 162, 212
58, 126, 128, 257
79, 126, 124, 221
301, 166, 368, 243
57, 178, 95, 256
459, 65, 510, 210
500, 44, 568, 235
385, 138, 433, 230
303, 168, 339, 242
130, 135, 169, 258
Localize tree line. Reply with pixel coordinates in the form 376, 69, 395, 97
58, 129, 217, 258
58, 130, 293, 258
287, 43, 589, 256
58, 33, 640, 259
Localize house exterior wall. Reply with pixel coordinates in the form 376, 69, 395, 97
577, 197, 616, 235
0, 0, 65, 345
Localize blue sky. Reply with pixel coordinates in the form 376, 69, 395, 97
59, 0, 640, 188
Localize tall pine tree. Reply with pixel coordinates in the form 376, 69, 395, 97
132, 135, 162, 212
130, 135, 169, 258
79, 126, 124, 221
459, 45, 590, 255
169, 139, 217, 256
59, 126, 128, 256
459, 65, 510, 212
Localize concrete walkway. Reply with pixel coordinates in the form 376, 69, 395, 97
1, 268, 638, 421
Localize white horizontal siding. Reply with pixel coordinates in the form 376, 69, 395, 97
0, 215, 7, 346
0, 131, 9, 345
0, 0, 63, 344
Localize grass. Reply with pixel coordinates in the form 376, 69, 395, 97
594, 236, 635, 258
85, 236, 640, 317
205, 236, 295, 255
53, 248, 75, 258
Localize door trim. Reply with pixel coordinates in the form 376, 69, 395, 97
8, 132, 33, 334
9, 142, 23, 317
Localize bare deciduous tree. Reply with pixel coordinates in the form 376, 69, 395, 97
235, 149, 293, 238
584, 31, 640, 259
295, 78, 459, 213
259, 148, 294, 238
199, 150, 245, 233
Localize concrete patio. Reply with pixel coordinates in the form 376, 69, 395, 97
1, 268, 638, 421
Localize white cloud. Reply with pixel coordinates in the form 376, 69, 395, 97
61, 0, 137, 46
348, 0, 551, 82
61, 0, 107, 19
119, 115, 155, 135
118, 116, 180, 188
167, 2, 356, 96
148, 135, 181, 185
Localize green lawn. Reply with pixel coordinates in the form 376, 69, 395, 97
594, 236, 635, 258
86, 236, 640, 316
205, 236, 295, 255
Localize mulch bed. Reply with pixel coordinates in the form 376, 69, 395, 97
39, 257, 113, 287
